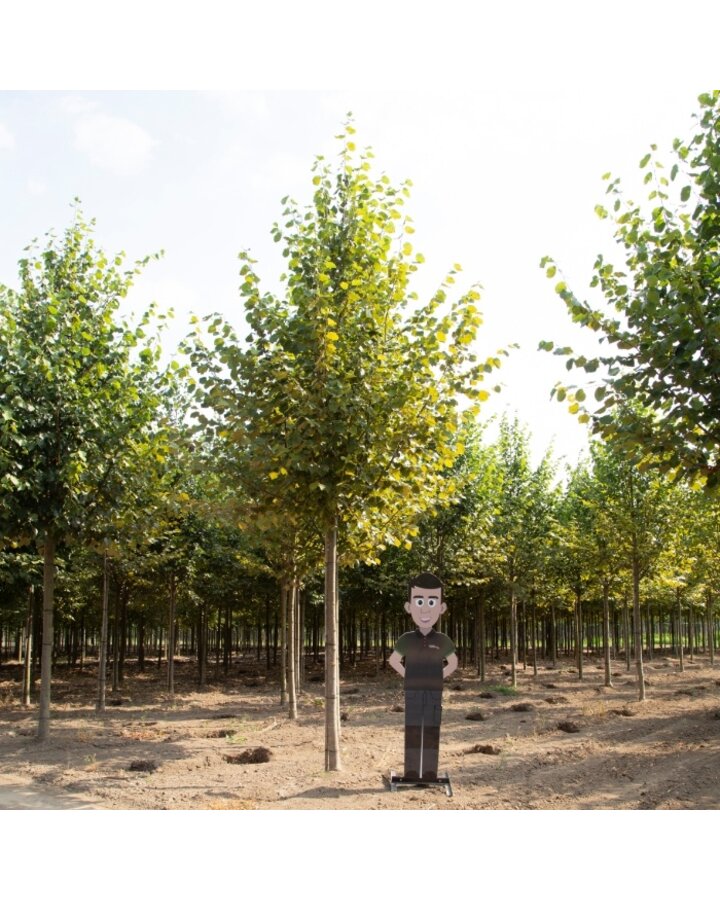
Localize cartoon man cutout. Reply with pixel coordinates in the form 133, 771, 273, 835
388, 572, 458, 782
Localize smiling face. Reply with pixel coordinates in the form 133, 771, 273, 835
404, 587, 446, 633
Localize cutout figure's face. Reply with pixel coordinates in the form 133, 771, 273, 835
404, 588, 446, 631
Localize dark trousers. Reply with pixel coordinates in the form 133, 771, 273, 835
404, 689, 442, 779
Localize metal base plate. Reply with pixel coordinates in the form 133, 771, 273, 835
389, 769, 453, 797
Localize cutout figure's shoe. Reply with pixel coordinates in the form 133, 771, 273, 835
403, 770, 419, 780
421, 771, 437, 782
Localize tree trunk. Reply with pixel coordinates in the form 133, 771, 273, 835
297, 584, 304, 690
602, 578, 612, 688
167, 572, 176, 695
324, 521, 341, 771
676, 587, 685, 673
37, 533, 56, 740
111, 580, 120, 694
531, 601, 538, 677
22, 585, 34, 707
138, 615, 146, 673
689, 603, 695, 662
199, 605, 207, 688
280, 582, 288, 706
708, 592, 715, 667
510, 580, 518, 687
623, 598, 631, 672
550, 601, 557, 668
477, 595, 486, 682
96, 546, 110, 712
287, 579, 298, 720
574, 592, 583, 680
632, 551, 645, 701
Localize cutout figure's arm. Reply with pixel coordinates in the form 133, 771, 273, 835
443, 652, 458, 679
388, 651, 405, 678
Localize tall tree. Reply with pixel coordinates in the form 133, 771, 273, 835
0, 207, 163, 738
191, 123, 501, 769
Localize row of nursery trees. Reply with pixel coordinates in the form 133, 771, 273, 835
2, 93, 720, 770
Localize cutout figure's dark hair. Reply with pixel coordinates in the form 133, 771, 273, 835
408, 572, 444, 601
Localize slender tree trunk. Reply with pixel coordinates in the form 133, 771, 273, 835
167, 572, 176, 695
708, 592, 715, 667
118, 585, 127, 684
676, 588, 685, 673
138, 615, 145, 673
37, 533, 56, 740
22, 585, 34, 707
575, 592, 583, 680
623, 598, 631, 672
287, 579, 298, 720
602, 578, 612, 687
297, 584, 304, 690
529, 601, 537, 677
199, 605, 207, 687
96, 546, 110, 712
324, 521, 341, 771
111, 580, 120, 694
265, 596, 271, 672
477, 595, 486, 682
632, 551, 645, 701
280, 582, 288, 706
510, 579, 518, 687
550, 601, 557, 668
689, 603, 695, 662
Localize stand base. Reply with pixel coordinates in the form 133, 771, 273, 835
389, 769, 453, 798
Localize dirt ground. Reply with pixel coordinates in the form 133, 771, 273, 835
1, 654, 719, 810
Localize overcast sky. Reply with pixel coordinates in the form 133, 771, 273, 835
1, 3, 717, 472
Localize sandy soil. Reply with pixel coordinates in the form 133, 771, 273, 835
1, 655, 719, 810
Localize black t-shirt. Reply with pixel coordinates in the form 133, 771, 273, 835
394, 628, 455, 691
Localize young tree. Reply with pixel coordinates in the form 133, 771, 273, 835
191, 123, 501, 769
0, 207, 164, 738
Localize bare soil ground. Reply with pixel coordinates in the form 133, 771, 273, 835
1, 655, 719, 810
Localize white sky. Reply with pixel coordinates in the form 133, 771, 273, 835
1, 4, 718, 476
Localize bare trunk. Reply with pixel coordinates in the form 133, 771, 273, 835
477, 595, 486, 682
510, 578, 518, 688
531, 601, 538, 677
111, 581, 120, 694
633, 552, 645, 701
22, 585, 34, 707
602, 578, 612, 687
199, 605, 207, 687
623, 598, 631, 672
550, 601, 557, 668
708, 592, 715, 667
280, 582, 288, 706
689, 603, 695, 662
167, 573, 176, 695
287, 579, 298, 720
324, 522, 341, 771
676, 587, 684, 673
37, 533, 56, 740
96, 547, 110, 712
575, 592, 583, 680
296, 584, 304, 690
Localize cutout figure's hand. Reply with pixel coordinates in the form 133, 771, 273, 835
443, 652, 459, 679
388, 650, 405, 678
